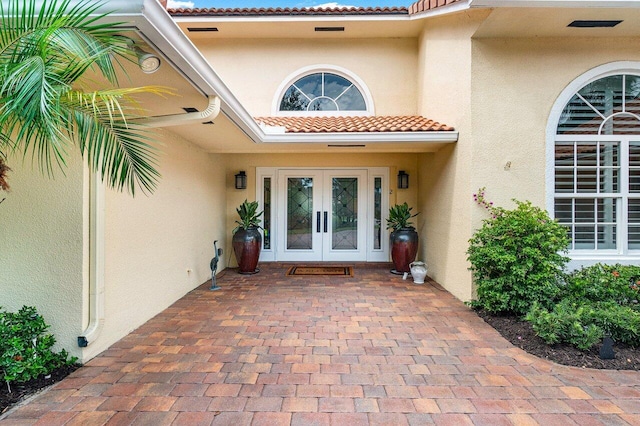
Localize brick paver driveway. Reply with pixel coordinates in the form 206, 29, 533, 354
2, 264, 639, 425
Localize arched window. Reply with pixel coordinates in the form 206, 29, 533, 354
551, 69, 640, 254
274, 66, 373, 115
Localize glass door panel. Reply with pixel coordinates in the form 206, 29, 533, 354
287, 177, 314, 250
276, 171, 323, 261
332, 177, 358, 250
322, 170, 367, 261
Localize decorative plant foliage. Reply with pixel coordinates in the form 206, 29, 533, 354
0, 306, 77, 393
233, 199, 263, 234
467, 194, 570, 315
0, 0, 171, 195
386, 202, 419, 231
560, 263, 640, 306
526, 264, 640, 349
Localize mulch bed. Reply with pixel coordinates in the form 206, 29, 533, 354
0, 364, 80, 416
478, 310, 640, 370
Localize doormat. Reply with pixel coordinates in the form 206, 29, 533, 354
286, 266, 354, 277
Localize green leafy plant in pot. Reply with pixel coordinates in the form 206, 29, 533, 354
232, 199, 263, 274
387, 202, 419, 274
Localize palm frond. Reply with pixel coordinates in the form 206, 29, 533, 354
62, 89, 164, 194
0, 55, 69, 174
0, 0, 173, 194
0, 0, 131, 85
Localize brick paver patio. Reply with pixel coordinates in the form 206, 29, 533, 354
2, 264, 639, 425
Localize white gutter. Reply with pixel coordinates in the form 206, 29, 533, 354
139, 95, 220, 127
91, 1, 459, 145
122, 0, 265, 142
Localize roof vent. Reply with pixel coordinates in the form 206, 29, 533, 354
182, 107, 199, 113
568, 20, 622, 28
315, 26, 345, 32
187, 27, 219, 32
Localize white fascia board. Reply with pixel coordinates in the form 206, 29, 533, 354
54, 0, 265, 144
54, 1, 457, 146
469, 0, 640, 7
259, 131, 459, 144
134, 1, 265, 143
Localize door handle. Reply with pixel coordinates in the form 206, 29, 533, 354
324, 211, 328, 233
316, 211, 321, 233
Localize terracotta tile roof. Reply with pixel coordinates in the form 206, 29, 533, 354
254, 115, 454, 133
168, 7, 408, 17
409, 0, 464, 14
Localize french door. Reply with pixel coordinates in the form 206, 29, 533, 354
276, 169, 367, 261
257, 168, 388, 262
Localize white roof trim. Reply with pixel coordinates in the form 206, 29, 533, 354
259, 131, 459, 144
74, 1, 458, 146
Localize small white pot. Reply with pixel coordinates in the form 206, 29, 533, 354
409, 261, 428, 284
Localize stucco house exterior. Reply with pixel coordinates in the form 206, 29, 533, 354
1, 0, 639, 363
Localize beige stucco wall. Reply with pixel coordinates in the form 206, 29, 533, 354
223, 153, 419, 267
470, 37, 640, 215
89, 132, 227, 360
0, 151, 85, 358
194, 38, 419, 116
416, 11, 488, 302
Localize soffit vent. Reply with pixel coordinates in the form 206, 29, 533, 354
187, 27, 219, 32
315, 26, 345, 32
182, 107, 199, 113
568, 20, 622, 28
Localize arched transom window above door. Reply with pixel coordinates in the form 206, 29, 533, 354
274, 66, 374, 116
551, 69, 640, 255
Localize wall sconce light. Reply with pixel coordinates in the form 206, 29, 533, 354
133, 46, 161, 74
397, 170, 409, 189
124, 38, 161, 74
235, 171, 247, 189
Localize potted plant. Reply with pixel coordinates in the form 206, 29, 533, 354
232, 199, 263, 274
387, 202, 419, 274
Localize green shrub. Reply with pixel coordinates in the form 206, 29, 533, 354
561, 264, 640, 306
526, 300, 640, 349
467, 199, 569, 315
0, 306, 77, 392
526, 301, 602, 350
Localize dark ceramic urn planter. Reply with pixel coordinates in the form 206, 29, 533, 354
232, 226, 262, 274
390, 227, 418, 274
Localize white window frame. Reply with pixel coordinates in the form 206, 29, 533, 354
546, 61, 640, 266
272, 64, 375, 117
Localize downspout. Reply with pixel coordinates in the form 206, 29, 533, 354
76, 96, 220, 349
138, 95, 221, 128
78, 174, 105, 348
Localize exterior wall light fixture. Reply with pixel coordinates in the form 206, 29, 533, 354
235, 171, 247, 189
133, 46, 161, 74
397, 170, 409, 189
